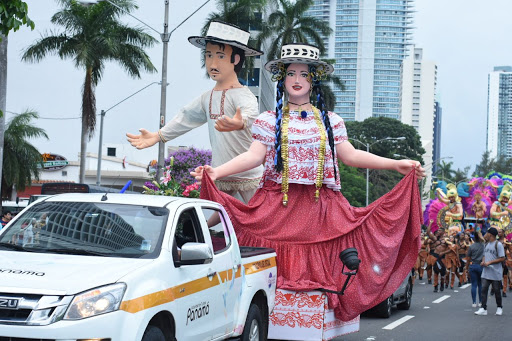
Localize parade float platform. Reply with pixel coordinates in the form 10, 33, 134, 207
268, 289, 360, 340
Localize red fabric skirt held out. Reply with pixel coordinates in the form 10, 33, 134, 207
200, 171, 422, 321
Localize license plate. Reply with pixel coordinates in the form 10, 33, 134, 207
0, 297, 19, 310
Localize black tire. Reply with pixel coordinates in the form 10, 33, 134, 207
397, 282, 412, 310
241, 303, 265, 341
142, 325, 166, 341
375, 295, 393, 318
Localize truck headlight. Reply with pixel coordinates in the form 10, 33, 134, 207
64, 283, 127, 320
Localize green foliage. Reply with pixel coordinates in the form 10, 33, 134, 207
0, 0, 34, 39
2, 111, 48, 196
338, 161, 366, 207
342, 117, 425, 204
346, 117, 425, 162
474, 151, 512, 177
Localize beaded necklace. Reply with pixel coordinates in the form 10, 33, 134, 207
280, 105, 326, 206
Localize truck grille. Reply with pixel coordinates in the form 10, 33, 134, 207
0, 292, 72, 326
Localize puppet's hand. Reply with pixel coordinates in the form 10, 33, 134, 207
396, 160, 425, 178
126, 129, 159, 149
191, 165, 217, 185
214, 107, 244, 132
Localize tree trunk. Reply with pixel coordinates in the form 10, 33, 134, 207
0, 35, 7, 200
79, 68, 96, 184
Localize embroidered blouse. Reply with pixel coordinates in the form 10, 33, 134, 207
252, 110, 348, 191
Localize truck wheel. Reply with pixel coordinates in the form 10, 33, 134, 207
142, 325, 166, 341
242, 303, 265, 341
397, 282, 412, 310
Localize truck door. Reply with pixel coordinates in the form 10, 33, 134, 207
171, 205, 227, 340
198, 206, 242, 334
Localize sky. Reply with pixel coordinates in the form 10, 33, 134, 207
5, 0, 512, 173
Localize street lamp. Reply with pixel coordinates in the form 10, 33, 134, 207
80, 0, 211, 180
96, 82, 160, 185
349, 136, 406, 206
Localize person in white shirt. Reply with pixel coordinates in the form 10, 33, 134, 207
127, 21, 263, 203
475, 227, 505, 316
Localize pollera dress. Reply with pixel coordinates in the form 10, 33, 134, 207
200, 109, 422, 321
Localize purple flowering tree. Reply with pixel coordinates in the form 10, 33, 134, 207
165, 147, 212, 185
143, 147, 211, 197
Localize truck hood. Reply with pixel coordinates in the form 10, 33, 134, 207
0, 251, 153, 295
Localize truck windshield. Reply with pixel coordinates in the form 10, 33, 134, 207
0, 201, 168, 259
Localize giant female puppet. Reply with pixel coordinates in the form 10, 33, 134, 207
192, 43, 425, 321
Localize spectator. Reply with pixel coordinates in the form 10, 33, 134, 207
0, 211, 12, 229
466, 231, 485, 308
475, 227, 505, 316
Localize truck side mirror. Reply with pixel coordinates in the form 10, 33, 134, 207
175, 242, 213, 266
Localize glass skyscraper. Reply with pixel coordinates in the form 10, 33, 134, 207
487, 66, 512, 159
306, 0, 415, 121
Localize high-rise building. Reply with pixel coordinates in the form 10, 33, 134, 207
306, 0, 415, 121
401, 47, 437, 163
487, 66, 512, 159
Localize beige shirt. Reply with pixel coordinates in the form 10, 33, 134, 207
160, 86, 263, 191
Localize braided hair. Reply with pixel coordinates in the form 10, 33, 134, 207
274, 67, 287, 173
311, 66, 338, 182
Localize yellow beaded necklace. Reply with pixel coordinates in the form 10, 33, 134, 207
281, 105, 327, 206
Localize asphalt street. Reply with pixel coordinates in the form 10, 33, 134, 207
336, 276, 511, 341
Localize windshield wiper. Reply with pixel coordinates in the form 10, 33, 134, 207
44, 248, 110, 256
0, 242, 29, 251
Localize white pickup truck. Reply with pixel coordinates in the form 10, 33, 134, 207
0, 193, 277, 341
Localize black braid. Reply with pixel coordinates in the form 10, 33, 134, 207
313, 79, 338, 182
274, 77, 285, 172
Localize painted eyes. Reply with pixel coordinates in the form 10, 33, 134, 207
286, 72, 309, 78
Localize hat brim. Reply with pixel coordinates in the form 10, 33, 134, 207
264, 58, 334, 75
188, 36, 263, 56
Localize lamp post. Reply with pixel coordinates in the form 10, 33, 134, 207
97, 82, 160, 185
80, 0, 211, 180
349, 136, 406, 206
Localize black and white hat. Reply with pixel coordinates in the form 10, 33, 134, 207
188, 21, 263, 56
264, 43, 334, 74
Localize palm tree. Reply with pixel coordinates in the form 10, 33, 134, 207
435, 160, 456, 182
21, 0, 157, 183
256, 0, 332, 62
2, 111, 48, 199
200, 0, 268, 79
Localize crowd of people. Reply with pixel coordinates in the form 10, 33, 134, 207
415, 185, 512, 316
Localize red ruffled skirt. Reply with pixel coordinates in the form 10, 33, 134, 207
200, 171, 422, 321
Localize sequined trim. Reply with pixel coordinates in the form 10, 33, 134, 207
280, 105, 326, 206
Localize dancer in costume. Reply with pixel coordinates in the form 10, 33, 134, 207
489, 184, 512, 230
426, 223, 449, 292
192, 43, 425, 321
436, 184, 463, 235
127, 21, 263, 202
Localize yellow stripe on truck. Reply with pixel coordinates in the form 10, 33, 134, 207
120, 256, 276, 314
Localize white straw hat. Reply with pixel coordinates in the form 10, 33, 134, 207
188, 21, 263, 56
264, 43, 334, 74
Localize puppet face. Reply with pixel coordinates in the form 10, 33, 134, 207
500, 196, 510, 205
205, 42, 239, 82
284, 63, 311, 101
